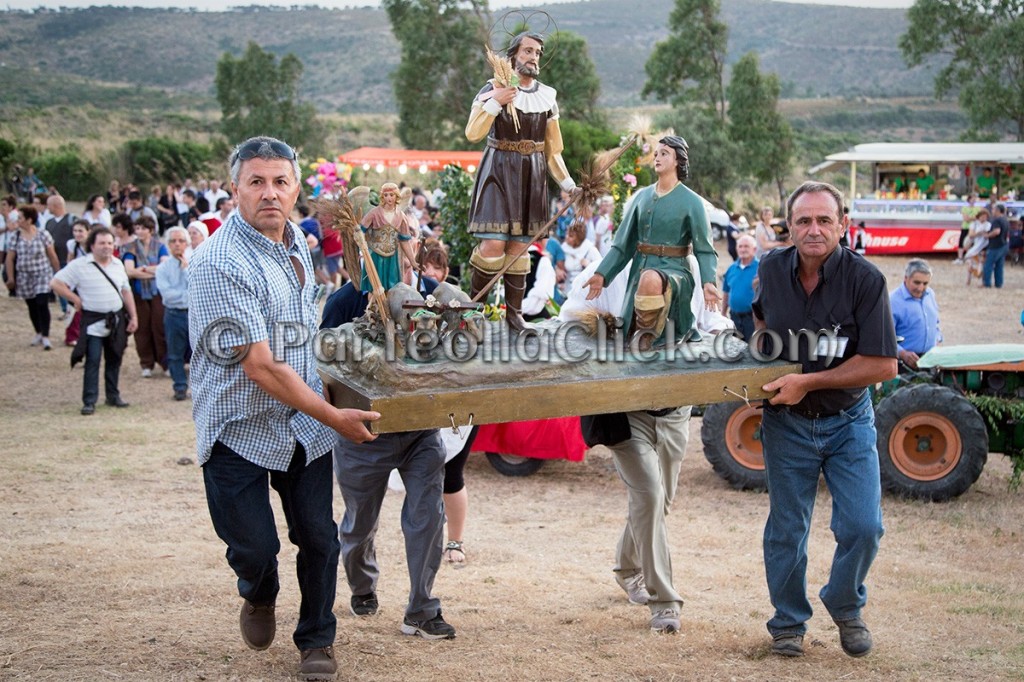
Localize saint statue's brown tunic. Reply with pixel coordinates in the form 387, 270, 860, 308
465, 81, 575, 240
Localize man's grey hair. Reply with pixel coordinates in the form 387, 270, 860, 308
904, 258, 931, 278
228, 136, 301, 186
785, 181, 845, 223
165, 225, 189, 242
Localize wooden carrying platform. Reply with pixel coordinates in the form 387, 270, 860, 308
321, 350, 798, 435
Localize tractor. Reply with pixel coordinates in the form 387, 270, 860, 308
700, 344, 1024, 502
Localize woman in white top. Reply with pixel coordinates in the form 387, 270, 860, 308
561, 222, 602, 292
82, 194, 112, 227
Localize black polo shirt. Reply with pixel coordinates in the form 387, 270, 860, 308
752, 245, 897, 416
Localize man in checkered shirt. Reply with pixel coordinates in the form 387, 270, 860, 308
189, 136, 379, 681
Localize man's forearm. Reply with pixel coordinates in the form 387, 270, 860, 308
241, 341, 335, 425
802, 354, 897, 393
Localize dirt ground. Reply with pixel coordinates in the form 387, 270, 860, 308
1, 251, 1023, 681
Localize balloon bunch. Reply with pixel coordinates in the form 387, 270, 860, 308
305, 158, 354, 198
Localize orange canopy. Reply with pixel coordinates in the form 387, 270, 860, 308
338, 147, 482, 172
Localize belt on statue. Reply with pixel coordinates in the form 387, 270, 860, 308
636, 243, 691, 258
487, 138, 544, 155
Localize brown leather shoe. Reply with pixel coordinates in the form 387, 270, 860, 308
299, 646, 337, 681
239, 600, 276, 651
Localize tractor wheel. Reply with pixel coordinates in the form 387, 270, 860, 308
874, 384, 988, 502
485, 452, 546, 477
700, 401, 767, 491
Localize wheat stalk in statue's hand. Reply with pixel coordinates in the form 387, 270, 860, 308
485, 46, 520, 133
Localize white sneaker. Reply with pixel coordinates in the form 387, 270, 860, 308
30, 333, 42, 346
142, 368, 153, 378
617, 572, 651, 606
41, 338, 52, 350
649, 608, 680, 634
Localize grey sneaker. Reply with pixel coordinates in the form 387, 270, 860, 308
649, 608, 680, 634
400, 610, 456, 640
835, 617, 873, 657
771, 633, 805, 657
617, 572, 650, 606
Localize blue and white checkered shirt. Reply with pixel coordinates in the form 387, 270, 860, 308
188, 211, 334, 469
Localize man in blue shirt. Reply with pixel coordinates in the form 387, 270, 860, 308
889, 258, 941, 370
155, 226, 191, 400
189, 136, 379, 681
721, 234, 758, 341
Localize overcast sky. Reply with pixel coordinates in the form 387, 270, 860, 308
3, 0, 915, 11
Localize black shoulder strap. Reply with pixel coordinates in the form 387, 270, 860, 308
91, 261, 123, 296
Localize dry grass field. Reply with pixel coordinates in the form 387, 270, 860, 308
1, 250, 1022, 681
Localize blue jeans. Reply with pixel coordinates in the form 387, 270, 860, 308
760, 391, 884, 636
83, 333, 123, 406
164, 308, 189, 392
203, 441, 339, 650
983, 243, 1008, 288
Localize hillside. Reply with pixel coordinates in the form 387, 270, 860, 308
0, 0, 937, 114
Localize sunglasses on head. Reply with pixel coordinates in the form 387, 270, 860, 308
232, 139, 297, 163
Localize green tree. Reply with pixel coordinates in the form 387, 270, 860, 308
534, 29, 604, 127
384, 0, 490, 150
215, 42, 325, 153
437, 163, 476, 289
726, 52, 794, 203
0, 138, 16, 184
658, 106, 739, 204
642, 0, 729, 120
121, 137, 214, 186
900, 0, 1024, 140
31, 144, 101, 201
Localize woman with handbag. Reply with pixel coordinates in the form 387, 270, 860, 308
4, 204, 59, 350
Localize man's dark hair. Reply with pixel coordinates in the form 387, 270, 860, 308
127, 190, 143, 202
183, 189, 196, 200
86, 226, 114, 252
659, 136, 690, 181
216, 196, 231, 211
785, 181, 845, 223
506, 31, 545, 60
110, 212, 134, 235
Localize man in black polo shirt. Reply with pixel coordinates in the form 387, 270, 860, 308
982, 202, 1010, 288
751, 181, 897, 660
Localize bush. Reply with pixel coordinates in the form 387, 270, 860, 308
437, 164, 475, 290
32, 144, 102, 201
121, 137, 215, 186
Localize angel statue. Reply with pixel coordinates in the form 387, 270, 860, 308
359, 182, 419, 292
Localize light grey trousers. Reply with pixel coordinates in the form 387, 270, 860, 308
609, 407, 691, 613
333, 429, 446, 621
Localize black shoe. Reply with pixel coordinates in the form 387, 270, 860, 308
105, 397, 129, 408
350, 592, 378, 616
835, 617, 873, 657
173, 389, 187, 401
81, 403, 95, 416
771, 633, 805, 657
400, 610, 456, 640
